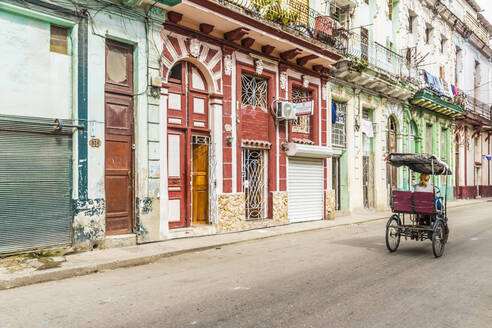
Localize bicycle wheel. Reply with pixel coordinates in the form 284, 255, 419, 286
432, 220, 446, 258
385, 215, 401, 252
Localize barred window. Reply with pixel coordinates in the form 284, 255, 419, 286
292, 87, 311, 133
241, 74, 268, 109
332, 101, 346, 148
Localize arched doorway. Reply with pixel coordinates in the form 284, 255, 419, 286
167, 61, 211, 228
387, 116, 398, 191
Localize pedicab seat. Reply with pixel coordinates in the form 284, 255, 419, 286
392, 191, 436, 214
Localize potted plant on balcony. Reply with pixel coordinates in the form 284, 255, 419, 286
349, 56, 368, 73
251, 0, 300, 26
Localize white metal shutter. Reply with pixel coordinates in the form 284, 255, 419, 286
288, 158, 324, 222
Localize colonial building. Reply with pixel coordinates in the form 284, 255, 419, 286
0, 0, 166, 253
157, 0, 343, 238
449, 0, 492, 199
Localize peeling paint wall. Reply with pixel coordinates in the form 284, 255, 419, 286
69, 1, 166, 248
72, 199, 105, 249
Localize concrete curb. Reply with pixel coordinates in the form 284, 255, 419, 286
0, 198, 489, 291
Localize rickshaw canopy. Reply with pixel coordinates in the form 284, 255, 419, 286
386, 153, 452, 175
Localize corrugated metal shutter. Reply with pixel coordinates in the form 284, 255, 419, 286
0, 127, 72, 254
288, 158, 324, 222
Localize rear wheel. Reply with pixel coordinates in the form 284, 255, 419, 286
385, 215, 401, 252
432, 220, 447, 258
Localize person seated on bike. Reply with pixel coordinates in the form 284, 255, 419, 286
414, 173, 433, 193
414, 173, 434, 225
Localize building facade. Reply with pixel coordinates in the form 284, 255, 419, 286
0, 0, 166, 253
2, 0, 492, 255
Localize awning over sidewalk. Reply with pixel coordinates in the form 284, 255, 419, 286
286, 143, 342, 158
410, 89, 463, 117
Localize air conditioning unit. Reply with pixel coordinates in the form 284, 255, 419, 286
277, 101, 296, 120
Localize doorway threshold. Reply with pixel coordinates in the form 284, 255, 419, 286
168, 224, 217, 239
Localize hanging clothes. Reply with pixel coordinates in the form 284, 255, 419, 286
361, 119, 374, 138
332, 102, 337, 124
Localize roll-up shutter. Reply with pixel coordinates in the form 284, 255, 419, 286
288, 158, 324, 222
0, 118, 73, 254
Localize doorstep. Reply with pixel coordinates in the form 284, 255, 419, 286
103, 234, 137, 249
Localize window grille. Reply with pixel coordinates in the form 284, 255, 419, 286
292, 87, 311, 133
332, 101, 347, 148
242, 149, 267, 220
241, 74, 268, 109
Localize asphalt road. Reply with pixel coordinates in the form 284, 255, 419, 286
1, 202, 492, 328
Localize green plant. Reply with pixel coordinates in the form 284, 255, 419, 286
350, 57, 368, 72
252, 0, 300, 26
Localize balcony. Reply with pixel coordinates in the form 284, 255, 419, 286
461, 92, 492, 122
338, 32, 419, 81
332, 32, 418, 100
214, 0, 348, 53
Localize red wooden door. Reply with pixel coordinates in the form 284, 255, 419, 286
167, 130, 187, 228
166, 62, 210, 228
105, 40, 135, 235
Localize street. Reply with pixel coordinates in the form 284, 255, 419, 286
1, 202, 492, 328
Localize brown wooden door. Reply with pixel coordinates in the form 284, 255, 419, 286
192, 141, 209, 224
105, 40, 134, 235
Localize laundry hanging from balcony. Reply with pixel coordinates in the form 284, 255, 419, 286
424, 71, 452, 97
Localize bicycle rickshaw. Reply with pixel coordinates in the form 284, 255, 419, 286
385, 153, 451, 258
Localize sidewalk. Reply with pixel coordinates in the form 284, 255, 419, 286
0, 197, 489, 291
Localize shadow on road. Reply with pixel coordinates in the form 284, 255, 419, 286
333, 235, 436, 258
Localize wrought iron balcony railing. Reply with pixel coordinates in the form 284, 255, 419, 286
462, 92, 491, 121
213, 0, 419, 84
214, 0, 347, 52
339, 31, 419, 83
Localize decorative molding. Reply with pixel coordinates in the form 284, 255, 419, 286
255, 59, 264, 75
242, 139, 271, 149
280, 71, 288, 90
280, 48, 302, 61
224, 27, 249, 41
297, 54, 318, 66
302, 75, 309, 88
262, 45, 275, 55
189, 38, 201, 57
241, 37, 255, 48
224, 55, 233, 76
292, 138, 315, 145
167, 11, 182, 24
322, 84, 327, 101
199, 23, 214, 34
